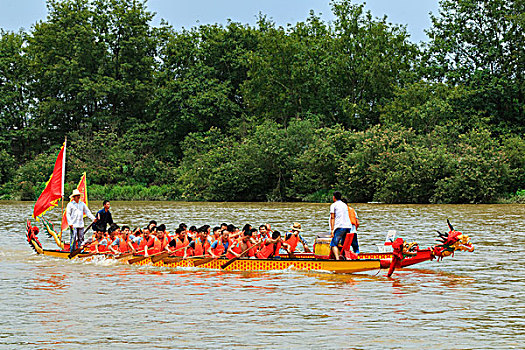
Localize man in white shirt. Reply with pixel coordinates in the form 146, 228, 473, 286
329, 191, 351, 260
66, 189, 96, 252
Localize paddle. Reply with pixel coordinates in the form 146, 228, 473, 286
128, 245, 187, 265
78, 251, 115, 258
193, 255, 222, 267
161, 256, 184, 264
221, 241, 262, 269
128, 250, 165, 265
151, 245, 188, 263
116, 249, 144, 259
68, 221, 95, 259
159, 254, 223, 266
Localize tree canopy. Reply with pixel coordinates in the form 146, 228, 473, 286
0, 0, 523, 203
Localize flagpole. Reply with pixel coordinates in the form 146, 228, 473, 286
60, 137, 67, 239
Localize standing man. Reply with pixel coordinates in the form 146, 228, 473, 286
95, 200, 113, 233
66, 189, 96, 252
329, 191, 351, 260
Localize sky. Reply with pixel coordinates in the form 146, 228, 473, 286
0, 0, 440, 42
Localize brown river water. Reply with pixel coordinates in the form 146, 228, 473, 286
0, 201, 523, 349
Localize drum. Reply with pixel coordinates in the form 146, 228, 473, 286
313, 236, 332, 259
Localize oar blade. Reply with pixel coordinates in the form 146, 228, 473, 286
151, 251, 170, 263
193, 257, 215, 267
68, 248, 83, 259
162, 256, 183, 264
221, 257, 237, 269
128, 255, 148, 265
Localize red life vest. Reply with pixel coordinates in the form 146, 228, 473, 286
147, 236, 161, 255
284, 233, 300, 253
212, 240, 226, 256
174, 236, 189, 256
161, 236, 170, 251
348, 206, 359, 228
118, 236, 131, 253
226, 238, 242, 259
226, 238, 253, 259
256, 241, 281, 259
194, 237, 209, 256
90, 239, 108, 253
138, 236, 148, 252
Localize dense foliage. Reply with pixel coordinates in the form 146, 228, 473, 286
0, 0, 523, 203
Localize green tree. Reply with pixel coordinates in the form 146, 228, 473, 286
425, 0, 525, 134
26, 0, 105, 144
0, 30, 34, 160
153, 22, 258, 159
26, 0, 158, 147
243, 1, 418, 129
380, 81, 487, 134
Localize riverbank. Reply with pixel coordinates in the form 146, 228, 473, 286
2, 182, 523, 204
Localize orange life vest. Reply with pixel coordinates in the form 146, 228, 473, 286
147, 236, 162, 255
193, 237, 210, 256
174, 236, 189, 256
348, 207, 359, 228
226, 238, 253, 259
284, 233, 300, 253
138, 236, 148, 252
212, 240, 226, 256
256, 241, 281, 259
161, 236, 170, 251
118, 236, 131, 253
90, 238, 108, 253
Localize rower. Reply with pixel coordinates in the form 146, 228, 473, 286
210, 229, 230, 257
147, 220, 157, 232
144, 229, 162, 257
107, 224, 119, 246
156, 224, 171, 252
169, 228, 191, 257
256, 231, 282, 259
110, 225, 135, 254
137, 228, 151, 253
186, 228, 210, 257
283, 222, 310, 254
226, 230, 255, 259
258, 224, 272, 241
130, 227, 143, 250
228, 224, 240, 239
188, 225, 198, 239
87, 230, 107, 253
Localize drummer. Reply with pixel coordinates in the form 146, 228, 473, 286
282, 222, 310, 254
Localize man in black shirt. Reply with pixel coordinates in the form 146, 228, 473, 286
95, 200, 113, 233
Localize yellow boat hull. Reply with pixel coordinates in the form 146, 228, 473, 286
135, 256, 381, 274
38, 249, 380, 274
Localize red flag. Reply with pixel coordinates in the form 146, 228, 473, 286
33, 141, 66, 219
61, 173, 88, 232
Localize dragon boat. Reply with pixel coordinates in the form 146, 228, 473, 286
26, 219, 474, 276
25, 139, 474, 276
